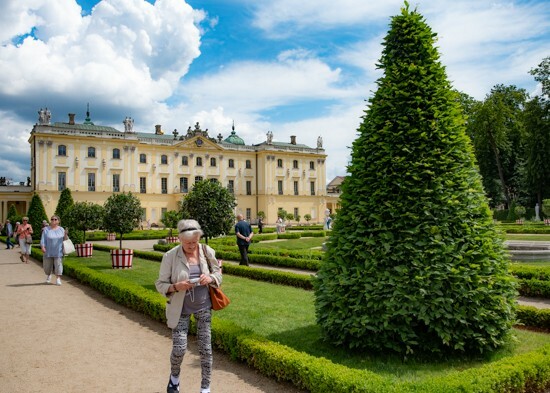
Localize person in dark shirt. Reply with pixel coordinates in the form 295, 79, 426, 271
235, 214, 253, 266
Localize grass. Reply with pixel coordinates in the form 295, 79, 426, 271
506, 234, 550, 241
251, 237, 326, 250
64, 248, 550, 384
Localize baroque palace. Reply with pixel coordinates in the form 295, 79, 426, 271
0, 108, 338, 226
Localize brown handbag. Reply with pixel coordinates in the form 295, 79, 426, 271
202, 244, 230, 310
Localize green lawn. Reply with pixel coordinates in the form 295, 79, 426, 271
65, 249, 550, 383
251, 237, 326, 250
506, 234, 550, 241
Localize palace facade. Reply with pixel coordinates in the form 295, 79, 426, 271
1, 108, 330, 226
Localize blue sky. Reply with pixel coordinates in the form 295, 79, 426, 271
0, 0, 548, 184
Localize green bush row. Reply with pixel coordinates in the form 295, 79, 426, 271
285, 225, 325, 231
498, 225, 550, 234
276, 232, 302, 239
222, 264, 314, 290
511, 265, 550, 281
213, 244, 324, 260
94, 243, 163, 262
518, 279, 550, 298
516, 306, 550, 330
28, 246, 550, 392
215, 249, 320, 271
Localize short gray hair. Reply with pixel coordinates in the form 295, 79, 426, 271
177, 219, 203, 240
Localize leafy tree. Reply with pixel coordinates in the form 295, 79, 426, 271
542, 199, 550, 219
530, 56, 549, 97
277, 208, 287, 219
7, 204, 21, 224
103, 192, 142, 249
315, 4, 516, 355
26, 193, 48, 240
285, 213, 294, 223
257, 211, 266, 220
514, 205, 526, 219
65, 202, 104, 244
179, 180, 235, 243
54, 188, 74, 225
161, 210, 181, 236
304, 214, 312, 223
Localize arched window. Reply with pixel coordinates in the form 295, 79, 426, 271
246, 160, 252, 169
196, 157, 203, 166
112, 148, 120, 159
210, 157, 217, 167
140, 153, 147, 163
58, 145, 67, 156
182, 156, 188, 166
228, 159, 235, 168
87, 147, 96, 158
161, 154, 168, 164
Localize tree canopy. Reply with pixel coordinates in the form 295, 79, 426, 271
102, 192, 142, 249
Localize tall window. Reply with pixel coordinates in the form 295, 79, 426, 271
196, 157, 203, 166
161, 208, 167, 219
161, 155, 168, 165
228, 159, 235, 168
246, 180, 252, 195
112, 174, 120, 192
140, 177, 146, 193
278, 180, 283, 195
161, 177, 168, 194
246, 208, 251, 221
88, 173, 96, 191
58, 145, 67, 156
194, 176, 203, 183
293, 160, 299, 169
294, 208, 299, 220
180, 177, 188, 193
140, 153, 147, 163
210, 157, 217, 167
182, 156, 188, 166
310, 181, 315, 196
245, 160, 252, 169
58, 172, 66, 191
309, 161, 315, 170
112, 148, 120, 159
293, 181, 299, 195
277, 159, 283, 168
228, 180, 234, 194
87, 147, 96, 158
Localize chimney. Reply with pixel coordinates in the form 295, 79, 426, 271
68, 113, 75, 125
290, 135, 296, 145
155, 125, 162, 135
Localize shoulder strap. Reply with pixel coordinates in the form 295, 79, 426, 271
202, 244, 213, 274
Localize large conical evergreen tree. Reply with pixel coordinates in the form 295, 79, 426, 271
27, 193, 48, 240
314, 4, 516, 355
54, 188, 74, 227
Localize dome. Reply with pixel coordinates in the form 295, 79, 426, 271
224, 130, 245, 145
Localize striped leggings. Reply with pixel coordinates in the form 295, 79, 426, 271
170, 307, 212, 389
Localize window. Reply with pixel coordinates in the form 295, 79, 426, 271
228, 159, 235, 168
246, 208, 251, 221
112, 148, 120, 159
228, 180, 234, 194
210, 157, 217, 167
309, 161, 315, 170
209, 178, 218, 183
112, 174, 120, 192
194, 176, 203, 183
196, 157, 203, 166
58, 172, 66, 191
310, 181, 315, 196
161, 208, 167, 219
140, 208, 146, 221
293, 160, 299, 169
294, 208, 299, 220
140, 153, 147, 163
278, 180, 283, 195
246, 180, 252, 195
180, 177, 188, 193
294, 181, 299, 195
161, 177, 167, 194
277, 159, 283, 168
88, 147, 96, 158
182, 156, 188, 166
140, 177, 146, 193
245, 160, 252, 169
58, 145, 66, 156
161, 155, 168, 165
88, 173, 96, 191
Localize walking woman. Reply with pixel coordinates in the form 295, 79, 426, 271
16, 217, 33, 263
40, 215, 67, 285
155, 219, 222, 393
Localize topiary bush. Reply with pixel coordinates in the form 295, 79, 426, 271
315, 4, 516, 355
26, 193, 48, 240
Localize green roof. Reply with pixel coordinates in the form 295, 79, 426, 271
224, 130, 245, 145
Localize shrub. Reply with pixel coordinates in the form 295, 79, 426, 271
102, 192, 143, 249
26, 193, 48, 240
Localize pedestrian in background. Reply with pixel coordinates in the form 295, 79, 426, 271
235, 214, 253, 266
16, 217, 33, 263
5, 219, 14, 249
40, 215, 67, 285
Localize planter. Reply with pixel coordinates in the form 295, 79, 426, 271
545, 219, 550, 225
106, 233, 116, 241
110, 249, 133, 269
165, 236, 179, 243
75, 243, 93, 257
516, 219, 524, 224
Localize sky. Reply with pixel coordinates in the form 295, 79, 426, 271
0, 0, 548, 185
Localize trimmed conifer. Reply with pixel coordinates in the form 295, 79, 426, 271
54, 188, 74, 225
314, 4, 516, 355
26, 193, 48, 240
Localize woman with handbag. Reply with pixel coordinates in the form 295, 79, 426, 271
155, 219, 223, 393
40, 215, 67, 286
16, 217, 33, 263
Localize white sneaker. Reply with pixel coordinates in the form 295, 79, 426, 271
46, 275, 51, 284
200, 388, 210, 393
56, 277, 61, 286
